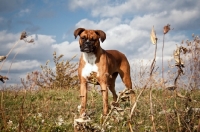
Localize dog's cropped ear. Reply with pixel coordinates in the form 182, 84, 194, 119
74, 28, 85, 39
95, 30, 106, 43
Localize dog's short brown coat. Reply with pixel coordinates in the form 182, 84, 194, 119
74, 28, 133, 115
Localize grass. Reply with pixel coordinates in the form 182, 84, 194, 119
0, 30, 200, 131
1, 88, 81, 131
1, 87, 200, 131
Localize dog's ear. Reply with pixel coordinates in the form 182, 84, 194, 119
95, 30, 106, 43
74, 28, 85, 39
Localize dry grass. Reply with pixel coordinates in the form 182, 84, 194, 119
0, 87, 200, 131
0, 29, 200, 131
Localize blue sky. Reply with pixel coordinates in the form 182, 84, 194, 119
0, 0, 93, 42
0, 0, 200, 89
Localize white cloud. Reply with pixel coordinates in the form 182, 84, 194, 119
0, 30, 19, 44
103, 24, 146, 49
73, 16, 189, 62
90, 0, 200, 18
0, 31, 81, 84
52, 41, 80, 60
130, 9, 200, 31
18, 8, 30, 17
0, 31, 54, 83
75, 17, 121, 31
68, 0, 100, 10
12, 34, 56, 54
2, 60, 40, 71
1, 0, 200, 87
91, 0, 136, 17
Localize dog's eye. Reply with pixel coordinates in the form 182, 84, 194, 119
81, 37, 86, 41
91, 39, 96, 42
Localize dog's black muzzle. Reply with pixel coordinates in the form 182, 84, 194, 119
80, 41, 96, 53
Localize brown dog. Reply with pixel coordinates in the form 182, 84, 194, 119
74, 28, 134, 115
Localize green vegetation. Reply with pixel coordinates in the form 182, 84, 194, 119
1, 87, 200, 131
0, 29, 200, 131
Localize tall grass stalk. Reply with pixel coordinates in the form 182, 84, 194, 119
0, 40, 20, 71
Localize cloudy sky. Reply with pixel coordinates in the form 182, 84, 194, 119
0, 0, 200, 89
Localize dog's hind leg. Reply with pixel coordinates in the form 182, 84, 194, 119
108, 72, 118, 102
119, 69, 136, 104
119, 70, 132, 90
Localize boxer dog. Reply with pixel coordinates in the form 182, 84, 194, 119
74, 28, 134, 115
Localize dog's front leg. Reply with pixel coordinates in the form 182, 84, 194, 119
100, 83, 109, 115
80, 82, 87, 116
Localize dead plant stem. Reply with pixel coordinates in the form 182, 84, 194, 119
162, 34, 170, 132
130, 84, 147, 119
150, 40, 157, 76
0, 91, 7, 129
0, 40, 20, 71
150, 87, 156, 132
162, 34, 165, 88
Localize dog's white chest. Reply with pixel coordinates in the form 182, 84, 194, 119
82, 53, 99, 79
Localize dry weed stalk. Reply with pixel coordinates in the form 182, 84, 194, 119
0, 31, 34, 86
150, 86, 156, 132
185, 35, 200, 90
0, 31, 27, 71
173, 46, 187, 87
146, 26, 157, 131
162, 24, 171, 88
0, 31, 34, 131
18, 96, 25, 131
129, 26, 159, 131
165, 40, 200, 131
102, 89, 134, 125
0, 91, 7, 129
0, 75, 9, 83
150, 26, 158, 76
74, 88, 135, 131
0, 40, 19, 72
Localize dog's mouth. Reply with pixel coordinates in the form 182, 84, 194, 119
80, 42, 96, 53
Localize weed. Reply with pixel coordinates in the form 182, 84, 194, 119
0, 29, 200, 131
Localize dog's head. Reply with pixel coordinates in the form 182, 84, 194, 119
74, 28, 106, 53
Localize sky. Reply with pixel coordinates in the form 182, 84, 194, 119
0, 0, 200, 90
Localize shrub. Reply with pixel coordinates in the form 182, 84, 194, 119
26, 52, 78, 90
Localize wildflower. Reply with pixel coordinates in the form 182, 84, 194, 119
57, 115, 64, 126
38, 113, 42, 118
77, 105, 81, 112
7, 120, 13, 128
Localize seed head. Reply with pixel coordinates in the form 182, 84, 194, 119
20, 31, 27, 40
150, 26, 157, 44
163, 24, 171, 34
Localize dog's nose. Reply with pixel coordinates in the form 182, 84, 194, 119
85, 41, 91, 46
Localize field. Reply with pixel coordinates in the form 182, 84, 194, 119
1, 87, 200, 131
0, 28, 200, 131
